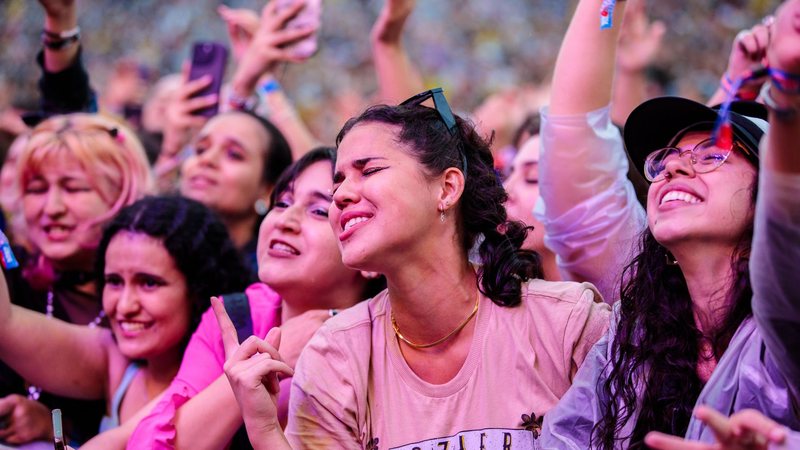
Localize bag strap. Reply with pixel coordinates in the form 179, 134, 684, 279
221, 291, 256, 450
222, 292, 254, 344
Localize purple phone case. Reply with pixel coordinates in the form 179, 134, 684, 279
188, 42, 229, 117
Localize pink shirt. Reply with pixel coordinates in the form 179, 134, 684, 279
287, 280, 611, 449
127, 283, 282, 449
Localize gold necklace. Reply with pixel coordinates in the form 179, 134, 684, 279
391, 292, 480, 349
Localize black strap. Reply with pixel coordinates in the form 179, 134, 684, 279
222, 292, 254, 344
221, 292, 255, 450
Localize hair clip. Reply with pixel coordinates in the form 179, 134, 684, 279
108, 127, 125, 144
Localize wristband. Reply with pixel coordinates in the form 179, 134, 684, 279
760, 82, 799, 121
42, 26, 81, 50
228, 92, 258, 112
720, 73, 759, 101
259, 79, 282, 95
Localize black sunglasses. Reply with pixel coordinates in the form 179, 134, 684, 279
400, 88, 468, 176
400, 87, 458, 136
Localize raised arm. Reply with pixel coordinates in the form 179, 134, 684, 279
225, 1, 319, 159
750, 0, 800, 402
370, 0, 424, 104
536, 0, 645, 301
0, 270, 109, 399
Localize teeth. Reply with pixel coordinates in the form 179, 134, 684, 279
344, 217, 369, 231
271, 242, 298, 255
661, 191, 701, 206
119, 321, 148, 332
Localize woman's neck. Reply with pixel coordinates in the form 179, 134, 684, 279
671, 244, 736, 336
142, 350, 182, 398
278, 276, 366, 322
539, 248, 561, 282
221, 213, 258, 250
386, 255, 478, 345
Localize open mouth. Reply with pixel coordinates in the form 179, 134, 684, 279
117, 320, 153, 334
344, 216, 370, 231
42, 224, 73, 240
660, 190, 702, 206
269, 239, 300, 256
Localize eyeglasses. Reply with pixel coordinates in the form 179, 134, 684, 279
643, 138, 750, 182
399, 88, 467, 175
400, 87, 458, 135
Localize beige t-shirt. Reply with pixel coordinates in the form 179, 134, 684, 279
287, 279, 611, 450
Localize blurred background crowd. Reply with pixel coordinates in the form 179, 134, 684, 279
0, 0, 782, 140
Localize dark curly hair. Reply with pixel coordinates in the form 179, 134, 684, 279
95, 196, 252, 348
591, 178, 757, 449
268, 146, 386, 299
335, 103, 542, 307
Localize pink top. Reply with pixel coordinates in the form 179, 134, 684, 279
127, 283, 282, 449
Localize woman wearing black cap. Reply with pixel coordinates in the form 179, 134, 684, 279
536, 0, 800, 448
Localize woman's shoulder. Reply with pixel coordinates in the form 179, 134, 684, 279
521, 278, 606, 306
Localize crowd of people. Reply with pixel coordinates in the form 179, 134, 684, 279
0, 0, 798, 449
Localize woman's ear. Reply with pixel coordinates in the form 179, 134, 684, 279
438, 167, 466, 212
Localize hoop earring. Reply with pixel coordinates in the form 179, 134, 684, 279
254, 199, 269, 216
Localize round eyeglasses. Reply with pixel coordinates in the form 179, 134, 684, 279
643, 138, 747, 182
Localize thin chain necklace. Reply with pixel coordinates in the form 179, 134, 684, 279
27, 290, 106, 401
391, 292, 480, 349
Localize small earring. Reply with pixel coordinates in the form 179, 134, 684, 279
665, 251, 679, 266
254, 199, 269, 216
439, 209, 446, 223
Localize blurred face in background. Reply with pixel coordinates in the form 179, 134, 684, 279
180, 112, 270, 219
22, 150, 114, 270
504, 136, 545, 252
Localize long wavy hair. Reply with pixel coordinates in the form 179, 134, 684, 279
335, 103, 542, 307
591, 177, 757, 449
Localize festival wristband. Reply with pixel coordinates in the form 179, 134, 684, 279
0, 230, 19, 269
600, 0, 617, 29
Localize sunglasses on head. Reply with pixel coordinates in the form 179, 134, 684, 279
400, 88, 467, 175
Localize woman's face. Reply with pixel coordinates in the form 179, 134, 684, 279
504, 136, 545, 252
103, 231, 191, 362
330, 123, 443, 271
257, 160, 359, 295
646, 131, 756, 249
180, 113, 270, 218
22, 151, 113, 269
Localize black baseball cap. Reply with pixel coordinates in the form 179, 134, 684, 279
623, 97, 769, 183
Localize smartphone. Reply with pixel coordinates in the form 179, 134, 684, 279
52, 409, 66, 450
187, 41, 229, 117
275, 0, 322, 59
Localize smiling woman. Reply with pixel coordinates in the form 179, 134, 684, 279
214, 92, 610, 450
0, 196, 251, 448
0, 113, 153, 447
179, 111, 293, 277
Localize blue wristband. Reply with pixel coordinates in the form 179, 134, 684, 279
259, 79, 281, 95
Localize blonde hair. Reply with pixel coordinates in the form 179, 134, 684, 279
18, 113, 154, 224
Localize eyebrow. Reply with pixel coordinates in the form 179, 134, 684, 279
332, 157, 388, 183
311, 190, 333, 202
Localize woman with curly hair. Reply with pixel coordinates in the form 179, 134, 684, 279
0, 196, 251, 447
214, 88, 611, 449
537, 0, 800, 448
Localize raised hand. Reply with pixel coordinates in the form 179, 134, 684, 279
218, 5, 261, 62
616, 0, 666, 74
768, 1, 800, 75
0, 395, 54, 445
645, 406, 788, 450
211, 297, 294, 444
38, 0, 76, 26
371, 0, 417, 43
230, 0, 317, 97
